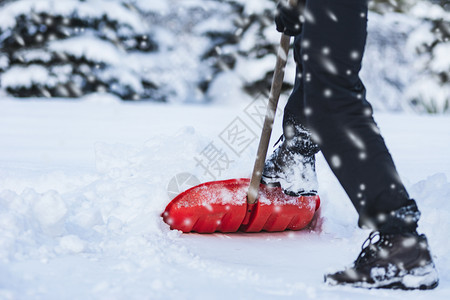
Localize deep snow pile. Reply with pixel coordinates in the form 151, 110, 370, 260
0, 97, 450, 299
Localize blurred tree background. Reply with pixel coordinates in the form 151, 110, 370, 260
0, 0, 448, 113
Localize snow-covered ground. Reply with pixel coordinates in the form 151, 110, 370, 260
1, 96, 450, 299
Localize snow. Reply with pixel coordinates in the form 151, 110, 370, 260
236, 55, 277, 83
0, 54, 8, 69
0, 97, 450, 299
240, 0, 275, 15
1, 65, 51, 88
133, 1, 170, 14
194, 17, 235, 34
405, 77, 450, 113
405, 22, 434, 53
0, 0, 147, 33
362, 12, 419, 112
14, 49, 53, 64
48, 36, 146, 96
430, 43, 450, 74
409, 1, 450, 20
206, 71, 254, 105
48, 36, 123, 66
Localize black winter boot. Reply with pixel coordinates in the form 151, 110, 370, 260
262, 122, 319, 196
324, 231, 439, 290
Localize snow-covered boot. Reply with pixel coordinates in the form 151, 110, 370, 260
324, 231, 439, 290
262, 122, 319, 196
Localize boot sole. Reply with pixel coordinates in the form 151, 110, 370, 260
324, 264, 439, 290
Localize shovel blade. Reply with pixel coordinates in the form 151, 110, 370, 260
162, 178, 320, 233
162, 179, 248, 233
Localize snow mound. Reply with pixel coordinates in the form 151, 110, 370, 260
2, 65, 51, 88
409, 173, 450, 260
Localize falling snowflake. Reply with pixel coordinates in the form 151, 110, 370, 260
304, 107, 313, 116
350, 51, 360, 60
331, 155, 342, 168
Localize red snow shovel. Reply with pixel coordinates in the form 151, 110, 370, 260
162, 0, 320, 233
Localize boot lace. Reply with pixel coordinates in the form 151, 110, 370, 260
355, 231, 382, 265
273, 135, 284, 147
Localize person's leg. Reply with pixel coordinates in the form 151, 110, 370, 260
284, 35, 307, 128
262, 34, 320, 196
298, 0, 438, 289
301, 0, 417, 233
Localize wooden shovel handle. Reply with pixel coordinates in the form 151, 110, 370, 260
247, 0, 298, 204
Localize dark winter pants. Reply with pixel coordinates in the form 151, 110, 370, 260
285, 0, 419, 233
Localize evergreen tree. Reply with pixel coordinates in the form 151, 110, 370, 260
0, 0, 161, 100
404, 1, 450, 113
200, 0, 449, 112
0, 0, 448, 112
200, 0, 294, 100
367, 0, 449, 113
